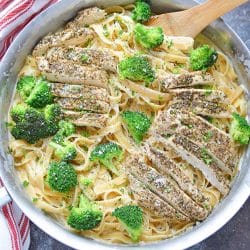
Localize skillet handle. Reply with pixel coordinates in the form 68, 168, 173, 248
0, 187, 11, 208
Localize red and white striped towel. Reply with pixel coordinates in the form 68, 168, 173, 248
0, 1, 59, 249
0, 179, 30, 250
0, 0, 59, 60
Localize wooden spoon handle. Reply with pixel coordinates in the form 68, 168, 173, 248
182, 0, 248, 37
149, 0, 248, 37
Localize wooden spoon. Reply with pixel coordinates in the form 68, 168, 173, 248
147, 0, 247, 37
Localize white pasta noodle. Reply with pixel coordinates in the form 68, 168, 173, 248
9, 5, 246, 245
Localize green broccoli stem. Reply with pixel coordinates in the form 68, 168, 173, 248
121, 222, 142, 242
49, 141, 62, 151
79, 194, 91, 209
101, 159, 119, 176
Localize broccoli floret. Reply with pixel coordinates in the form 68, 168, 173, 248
112, 205, 143, 242
90, 142, 123, 175
230, 113, 250, 145
132, 0, 151, 23
44, 104, 61, 122
52, 120, 76, 144
10, 104, 27, 123
44, 104, 62, 135
121, 111, 151, 144
47, 161, 77, 192
118, 56, 155, 84
49, 141, 77, 162
67, 194, 103, 230
134, 23, 164, 49
16, 76, 36, 99
26, 80, 54, 108
50, 120, 77, 161
17, 76, 54, 108
190, 45, 218, 71
10, 104, 60, 144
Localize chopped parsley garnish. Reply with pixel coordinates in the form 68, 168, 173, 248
200, 147, 213, 165
81, 54, 89, 62
23, 180, 29, 188
205, 116, 213, 123
204, 89, 213, 96
80, 130, 90, 137
103, 24, 110, 37
80, 177, 93, 187
203, 131, 213, 142
166, 39, 173, 49
32, 197, 38, 203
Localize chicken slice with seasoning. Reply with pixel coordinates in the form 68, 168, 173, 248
62, 110, 109, 128
32, 27, 94, 57
127, 173, 190, 221
126, 156, 208, 220
51, 83, 109, 102
166, 135, 230, 195
143, 143, 208, 207
153, 108, 237, 174
66, 7, 106, 29
158, 71, 214, 91
56, 97, 110, 114
37, 57, 108, 87
169, 89, 232, 118
46, 47, 118, 72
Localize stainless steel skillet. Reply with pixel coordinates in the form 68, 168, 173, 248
0, 1, 249, 249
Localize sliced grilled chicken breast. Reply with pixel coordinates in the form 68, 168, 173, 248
56, 97, 110, 114
51, 82, 109, 102
170, 101, 231, 118
143, 144, 208, 206
32, 27, 94, 57
62, 110, 108, 128
167, 135, 230, 195
158, 72, 214, 91
66, 7, 106, 29
37, 57, 108, 87
169, 89, 232, 118
73, 113, 108, 128
153, 108, 237, 174
46, 47, 118, 72
126, 156, 208, 220
127, 173, 190, 221
170, 88, 229, 104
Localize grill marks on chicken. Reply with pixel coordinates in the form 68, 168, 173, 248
46, 47, 118, 72
169, 89, 232, 118
153, 108, 237, 174
159, 71, 214, 91
126, 156, 208, 220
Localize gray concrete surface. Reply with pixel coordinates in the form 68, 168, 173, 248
29, 1, 250, 250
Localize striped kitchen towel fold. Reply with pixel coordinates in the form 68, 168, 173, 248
0, 0, 59, 60
0, 179, 30, 250
0, 1, 59, 249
